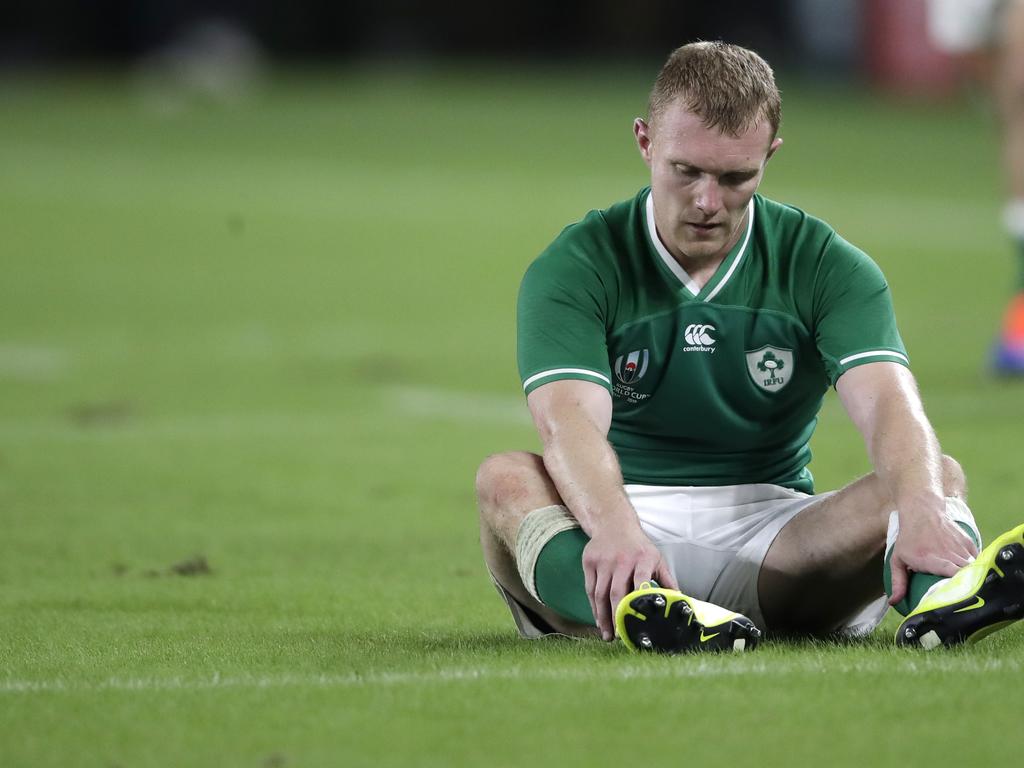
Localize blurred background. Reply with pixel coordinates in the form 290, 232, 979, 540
4, 2, 1023, 763
0, 0, 972, 92
1, 0, 1014, 578
1, 0, 1013, 541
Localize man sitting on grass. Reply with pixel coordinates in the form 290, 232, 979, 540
476, 41, 1024, 653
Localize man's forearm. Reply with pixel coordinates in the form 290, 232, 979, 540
839, 363, 976, 590
540, 418, 640, 538
866, 391, 946, 518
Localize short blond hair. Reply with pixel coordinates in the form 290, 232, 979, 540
648, 41, 781, 137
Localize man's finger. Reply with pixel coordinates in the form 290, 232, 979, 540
631, 556, 658, 591
609, 567, 634, 635
592, 571, 613, 641
888, 559, 908, 606
654, 559, 679, 590
945, 534, 976, 562
923, 556, 960, 579
951, 524, 980, 557
947, 553, 972, 571
632, 554, 677, 591
583, 564, 600, 631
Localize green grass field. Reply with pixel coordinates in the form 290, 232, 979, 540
1, 64, 1022, 767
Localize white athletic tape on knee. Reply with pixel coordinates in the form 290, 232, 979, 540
515, 504, 580, 603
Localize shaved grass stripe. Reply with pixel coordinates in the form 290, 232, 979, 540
0, 386, 530, 443
3, 656, 1020, 694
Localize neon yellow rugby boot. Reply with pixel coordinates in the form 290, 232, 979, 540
897, 523, 1024, 649
615, 581, 762, 654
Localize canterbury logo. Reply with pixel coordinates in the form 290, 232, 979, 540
684, 324, 716, 347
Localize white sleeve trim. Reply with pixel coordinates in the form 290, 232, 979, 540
522, 367, 612, 391
838, 350, 910, 366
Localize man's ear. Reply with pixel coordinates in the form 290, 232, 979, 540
634, 118, 653, 167
766, 136, 783, 161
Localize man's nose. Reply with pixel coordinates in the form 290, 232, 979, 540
694, 177, 722, 215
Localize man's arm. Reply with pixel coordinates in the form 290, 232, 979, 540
836, 362, 978, 603
527, 379, 678, 640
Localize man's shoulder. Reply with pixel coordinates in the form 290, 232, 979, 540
544, 188, 646, 257
753, 194, 879, 274
754, 194, 837, 247
520, 188, 647, 305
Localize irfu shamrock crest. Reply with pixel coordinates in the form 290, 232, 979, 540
746, 346, 793, 392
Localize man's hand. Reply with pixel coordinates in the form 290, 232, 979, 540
888, 505, 979, 606
582, 524, 679, 641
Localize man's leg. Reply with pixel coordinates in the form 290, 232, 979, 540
475, 451, 599, 638
758, 456, 968, 635
478, 454, 762, 653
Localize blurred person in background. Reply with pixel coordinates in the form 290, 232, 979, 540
927, 0, 1024, 373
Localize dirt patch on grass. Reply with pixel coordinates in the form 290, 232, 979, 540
136, 555, 214, 578
169, 555, 212, 576
66, 400, 136, 428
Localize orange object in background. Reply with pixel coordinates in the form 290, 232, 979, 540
1004, 294, 1024, 343
863, 0, 957, 96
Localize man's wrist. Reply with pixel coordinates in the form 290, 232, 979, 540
895, 490, 947, 522
582, 510, 645, 541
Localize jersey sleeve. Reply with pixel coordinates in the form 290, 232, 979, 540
516, 245, 613, 396
812, 233, 909, 385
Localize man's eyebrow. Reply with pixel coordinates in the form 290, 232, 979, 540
670, 160, 760, 176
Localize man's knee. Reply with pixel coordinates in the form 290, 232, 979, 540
475, 451, 547, 512
941, 454, 967, 497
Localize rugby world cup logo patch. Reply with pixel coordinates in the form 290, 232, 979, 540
614, 349, 649, 384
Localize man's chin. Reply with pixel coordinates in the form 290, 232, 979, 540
676, 239, 723, 260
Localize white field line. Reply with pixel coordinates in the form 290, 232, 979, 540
389, 386, 530, 426
0, 412, 343, 442
1, 656, 1019, 695
0, 344, 69, 380
0, 387, 528, 442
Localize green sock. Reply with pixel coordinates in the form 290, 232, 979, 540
884, 521, 981, 616
538, 522, 981, 622
533, 528, 595, 626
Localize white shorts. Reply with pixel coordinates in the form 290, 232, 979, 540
926, 0, 1006, 54
497, 483, 889, 638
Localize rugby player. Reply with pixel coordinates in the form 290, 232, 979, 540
476, 42, 1024, 652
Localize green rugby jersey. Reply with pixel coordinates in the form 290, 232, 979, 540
517, 188, 909, 493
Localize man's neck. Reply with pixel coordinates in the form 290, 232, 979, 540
669, 250, 727, 291
657, 215, 746, 291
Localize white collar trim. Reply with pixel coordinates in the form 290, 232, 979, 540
644, 192, 755, 301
